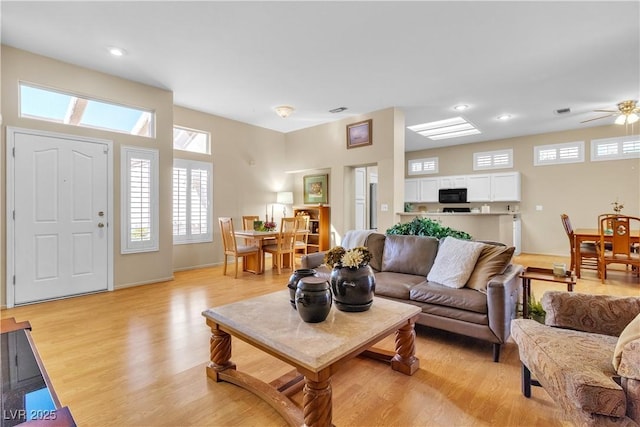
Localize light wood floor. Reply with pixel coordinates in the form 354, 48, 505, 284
1, 254, 638, 427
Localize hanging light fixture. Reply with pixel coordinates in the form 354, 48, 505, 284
274, 105, 295, 118
614, 100, 639, 125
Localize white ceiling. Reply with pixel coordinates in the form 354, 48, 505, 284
2, 1, 639, 151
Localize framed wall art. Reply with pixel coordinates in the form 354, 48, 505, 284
346, 119, 372, 149
303, 174, 329, 205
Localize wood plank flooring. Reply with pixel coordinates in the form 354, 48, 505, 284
1, 253, 638, 426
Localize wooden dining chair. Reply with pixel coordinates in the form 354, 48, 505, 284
560, 214, 598, 274
242, 215, 260, 230
219, 217, 259, 278
294, 215, 310, 257
263, 217, 298, 274
597, 215, 640, 283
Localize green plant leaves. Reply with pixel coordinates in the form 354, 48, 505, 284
386, 217, 472, 240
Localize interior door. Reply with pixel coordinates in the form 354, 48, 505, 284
11, 130, 109, 305
354, 167, 366, 230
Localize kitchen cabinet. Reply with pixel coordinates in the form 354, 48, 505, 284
404, 179, 420, 202
467, 174, 492, 202
491, 172, 521, 201
438, 175, 467, 189
419, 178, 439, 202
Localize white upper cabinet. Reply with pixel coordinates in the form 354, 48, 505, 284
467, 174, 492, 202
491, 172, 521, 201
438, 175, 467, 189
404, 179, 420, 202
419, 178, 439, 202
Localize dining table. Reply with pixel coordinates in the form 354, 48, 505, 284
234, 229, 308, 274
573, 228, 640, 278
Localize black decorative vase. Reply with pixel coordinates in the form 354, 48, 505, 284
295, 277, 332, 323
287, 269, 317, 309
330, 265, 376, 312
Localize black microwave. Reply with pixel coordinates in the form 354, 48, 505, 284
439, 188, 468, 204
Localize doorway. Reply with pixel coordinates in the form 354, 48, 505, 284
6, 128, 113, 307
354, 166, 378, 231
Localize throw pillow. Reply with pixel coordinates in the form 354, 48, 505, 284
613, 313, 640, 371
426, 237, 486, 288
466, 245, 515, 292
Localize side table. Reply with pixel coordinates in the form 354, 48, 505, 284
519, 267, 576, 318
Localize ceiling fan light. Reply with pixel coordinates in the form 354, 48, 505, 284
615, 114, 627, 125
627, 113, 639, 124
274, 105, 294, 119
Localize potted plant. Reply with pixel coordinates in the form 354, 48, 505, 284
386, 217, 472, 240
528, 292, 546, 324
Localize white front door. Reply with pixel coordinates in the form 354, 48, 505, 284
8, 128, 111, 305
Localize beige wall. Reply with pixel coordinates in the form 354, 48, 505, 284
172, 106, 288, 270
1, 46, 175, 306
284, 108, 405, 243
406, 126, 640, 255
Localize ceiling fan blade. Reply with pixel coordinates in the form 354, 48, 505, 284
593, 109, 618, 113
581, 113, 615, 123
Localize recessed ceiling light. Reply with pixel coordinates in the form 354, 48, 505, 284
108, 47, 126, 57
497, 114, 512, 121
453, 104, 469, 111
407, 116, 481, 140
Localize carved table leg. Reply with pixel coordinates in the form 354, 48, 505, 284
302, 378, 332, 427
206, 323, 236, 381
391, 320, 419, 375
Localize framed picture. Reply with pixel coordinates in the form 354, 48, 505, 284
303, 174, 329, 205
346, 119, 372, 149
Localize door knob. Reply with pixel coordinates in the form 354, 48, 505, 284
98, 211, 104, 217
98, 223, 105, 228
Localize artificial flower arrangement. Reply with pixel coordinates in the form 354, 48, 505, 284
611, 200, 624, 214
324, 246, 372, 269
263, 221, 277, 231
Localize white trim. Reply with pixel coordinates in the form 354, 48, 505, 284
590, 135, 640, 161
5, 127, 114, 308
120, 146, 159, 253
534, 141, 584, 166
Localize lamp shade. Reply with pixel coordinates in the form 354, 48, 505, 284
277, 191, 294, 204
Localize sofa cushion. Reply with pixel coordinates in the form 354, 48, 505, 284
374, 272, 427, 300
381, 235, 438, 276
410, 281, 488, 314
613, 313, 640, 371
426, 237, 485, 288
511, 319, 626, 418
365, 233, 386, 272
466, 245, 515, 292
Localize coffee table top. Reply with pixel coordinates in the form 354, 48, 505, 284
202, 290, 420, 373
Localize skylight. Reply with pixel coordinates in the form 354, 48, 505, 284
407, 116, 481, 140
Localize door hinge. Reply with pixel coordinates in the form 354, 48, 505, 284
12, 147, 15, 157
103, 146, 109, 154
13, 275, 16, 285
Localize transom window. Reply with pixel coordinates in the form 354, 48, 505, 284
173, 126, 210, 154
591, 135, 640, 161
534, 141, 584, 166
20, 83, 154, 137
408, 157, 438, 175
473, 149, 513, 170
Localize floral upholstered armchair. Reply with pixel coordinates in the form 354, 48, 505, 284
511, 291, 640, 426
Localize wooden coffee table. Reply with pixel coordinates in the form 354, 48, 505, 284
202, 290, 421, 427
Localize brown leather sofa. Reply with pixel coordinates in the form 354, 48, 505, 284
301, 231, 523, 362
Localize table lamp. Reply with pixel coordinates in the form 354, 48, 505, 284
276, 191, 294, 217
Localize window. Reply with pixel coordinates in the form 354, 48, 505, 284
473, 149, 513, 170
20, 82, 154, 137
591, 135, 640, 161
534, 141, 584, 166
121, 147, 159, 253
173, 126, 210, 154
408, 157, 438, 175
173, 159, 213, 244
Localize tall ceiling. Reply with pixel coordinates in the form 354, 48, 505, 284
2, 1, 639, 151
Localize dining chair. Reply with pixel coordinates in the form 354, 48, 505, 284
597, 215, 640, 283
242, 215, 260, 230
263, 217, 298, 274
560, 214, 598, 274
294, 215, 310, 257
218, 217, 259, 278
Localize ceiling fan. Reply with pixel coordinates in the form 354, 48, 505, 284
581, 100, 640, 125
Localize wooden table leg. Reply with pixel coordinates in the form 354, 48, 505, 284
303, 378, 332, 427
522, 278, 530, 318
390, 320, 419, 375
206, 321, 236, 381
574, 235, 582, 278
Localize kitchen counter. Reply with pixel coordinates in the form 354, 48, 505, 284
398, 211, 519, 216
